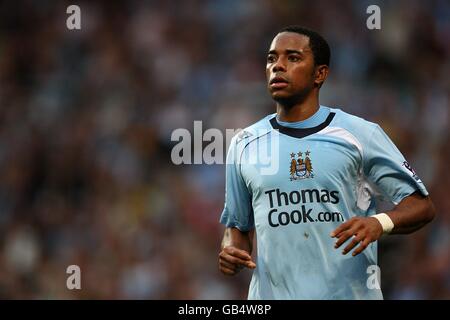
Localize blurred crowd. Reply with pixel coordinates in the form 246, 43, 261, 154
0, 0, 449, 299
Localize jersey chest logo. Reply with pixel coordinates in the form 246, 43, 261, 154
290, 150, 314, 181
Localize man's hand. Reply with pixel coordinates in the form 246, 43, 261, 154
330, 217, 383, 257
219, 246, 256, 276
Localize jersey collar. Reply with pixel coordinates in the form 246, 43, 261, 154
270, 112, 336, 139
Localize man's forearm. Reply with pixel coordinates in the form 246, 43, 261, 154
386, 192, 435, 234
221, 227, 254, 254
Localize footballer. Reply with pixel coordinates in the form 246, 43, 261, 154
218, 26, 435, 299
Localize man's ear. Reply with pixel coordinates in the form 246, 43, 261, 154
314, 65, 329, 88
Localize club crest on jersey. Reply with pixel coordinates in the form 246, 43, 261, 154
290, 150, 314, 181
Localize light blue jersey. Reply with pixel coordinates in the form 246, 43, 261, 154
220, 105, 428, 300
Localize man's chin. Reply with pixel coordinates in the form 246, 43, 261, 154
271, 89, 310, 107
271, 92, 294, 104
271, 90, 290, 98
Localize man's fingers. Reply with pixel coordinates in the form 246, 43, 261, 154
331, 217, 378, 256
330, 220, 352, 238
219, 259, 237, 271
220, 251, 256, 268
334, 230, 355, 249
342, 234, 363, 255
224, 246, 252, 260
352, 238, 371, 256
222, 246, 256, 268
220, 265, 237, 276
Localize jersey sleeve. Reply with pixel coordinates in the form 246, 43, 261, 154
363, 124, 429, 205
219, 136, 254, 231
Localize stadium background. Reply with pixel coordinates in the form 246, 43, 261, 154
0, 0, 449, 299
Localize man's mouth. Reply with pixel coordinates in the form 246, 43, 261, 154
270, 77, 289, 89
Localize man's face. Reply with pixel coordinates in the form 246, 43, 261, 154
266, 32, 316, 103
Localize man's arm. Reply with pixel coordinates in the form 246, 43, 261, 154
331, 192, 435, 257
386, 192, 435, 234
219, 227, 256, 276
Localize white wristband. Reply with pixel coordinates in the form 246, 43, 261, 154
371, 213, 394, 234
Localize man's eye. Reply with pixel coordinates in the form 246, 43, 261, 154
267, 56, 276, 63
288, 56, 300, 62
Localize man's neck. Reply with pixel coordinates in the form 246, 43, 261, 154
276, 94, 320, 122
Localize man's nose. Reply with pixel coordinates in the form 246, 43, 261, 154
272, 58, 286, 72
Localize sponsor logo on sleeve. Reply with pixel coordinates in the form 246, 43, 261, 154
402, 161, 422, 182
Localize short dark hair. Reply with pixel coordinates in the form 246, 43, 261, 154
279, 26, 330, 67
